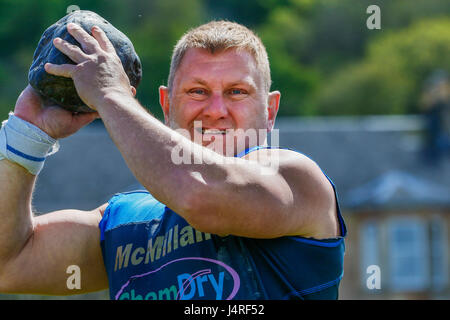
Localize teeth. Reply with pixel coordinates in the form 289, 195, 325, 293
202, 129, 226, 134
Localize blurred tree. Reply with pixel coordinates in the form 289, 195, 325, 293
256, 0, 450, 116
294, 0, 372, 73
1, 0, 449, 121
382, 0, 450, 28
205, 0, 290, 27
128, 0, 206, 119
315, 18, 450, 115
0, 0, 65, 118
258, 6, 319, 116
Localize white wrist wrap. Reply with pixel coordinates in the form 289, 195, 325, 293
0, 112, 59, 175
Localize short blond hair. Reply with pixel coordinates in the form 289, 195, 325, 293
168, 20, 271, 94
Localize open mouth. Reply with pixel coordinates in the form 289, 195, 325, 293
196, 128, 228, 135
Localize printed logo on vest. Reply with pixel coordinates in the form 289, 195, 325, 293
115, 257, 240, 300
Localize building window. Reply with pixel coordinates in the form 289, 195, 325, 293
430, 215, 449, 292
387, 217, 429, 292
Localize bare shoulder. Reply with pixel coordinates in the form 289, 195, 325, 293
244, 148, 327, 178
246, 148, 340, 238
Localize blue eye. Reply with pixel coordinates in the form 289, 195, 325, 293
229, 88, 247, 95
189, 88, 206, 95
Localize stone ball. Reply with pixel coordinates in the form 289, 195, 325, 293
28, 10, 142, 112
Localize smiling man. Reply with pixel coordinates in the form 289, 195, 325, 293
0, 20, 346, 299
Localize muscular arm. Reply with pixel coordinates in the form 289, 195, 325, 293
44, 23, 339, 241
96, 93, 339, 239
0, 83, 108, 295
0, 159, 108, 295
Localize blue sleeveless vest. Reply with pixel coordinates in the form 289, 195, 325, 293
99, 147, 347, 300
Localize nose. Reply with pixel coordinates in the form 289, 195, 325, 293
203, 93, 228, 120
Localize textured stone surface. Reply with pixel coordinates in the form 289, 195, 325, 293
28, 10, 142, 112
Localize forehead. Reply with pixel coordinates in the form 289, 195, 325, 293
173, 47, 261, 88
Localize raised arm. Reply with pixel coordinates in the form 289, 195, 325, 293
44, 23, 340, 240
0, 86, 108, 295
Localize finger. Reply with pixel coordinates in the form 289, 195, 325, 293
91, 26, 115, 53
53, 37, 89, 63
66, 22, 99, 54
44, 63, 76, 78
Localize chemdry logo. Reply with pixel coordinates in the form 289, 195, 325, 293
115, 257, 240, 300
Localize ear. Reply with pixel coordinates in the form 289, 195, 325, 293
159, 86, 170, 125
267, 91, 280, 131
131, 86, 136, 97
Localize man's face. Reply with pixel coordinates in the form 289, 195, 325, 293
160, 47, 280, 156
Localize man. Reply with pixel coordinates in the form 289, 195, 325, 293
0, 20, 346, 300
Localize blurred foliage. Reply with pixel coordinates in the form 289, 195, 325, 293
316, 18, 450, 115
0, 0, 449, 121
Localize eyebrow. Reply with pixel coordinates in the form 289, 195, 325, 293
187, 77, 258, 91
189, 78, 209, 86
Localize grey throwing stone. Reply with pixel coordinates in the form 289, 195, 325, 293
28, 10, 142, 113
